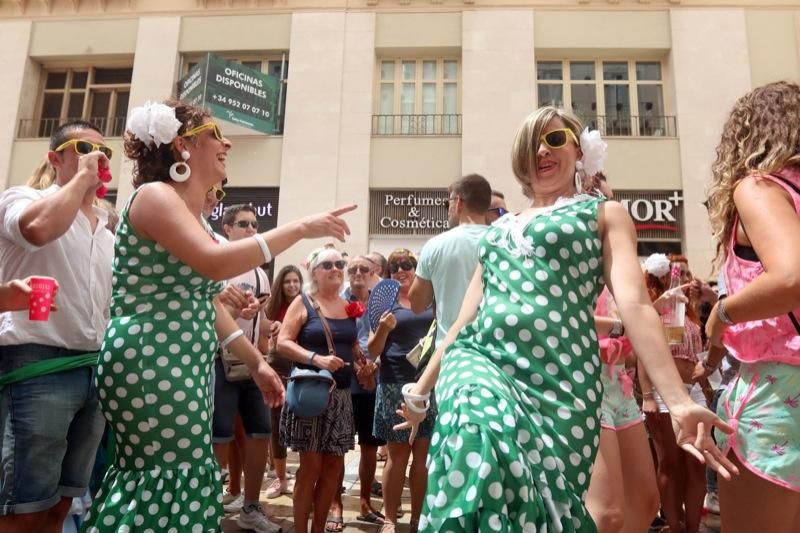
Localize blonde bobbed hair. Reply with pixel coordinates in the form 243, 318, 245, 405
511, 106, 584, 198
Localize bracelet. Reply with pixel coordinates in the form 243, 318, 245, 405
702, 359, 720, 372
252, 234, 272, 264
307, 351, 316, 365
642, 391, 654, 398
401, 383, 430, 413
220, 329, 244, 350
717, 299, 735, 325
609, 319, 624, 339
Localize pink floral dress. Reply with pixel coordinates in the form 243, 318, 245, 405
716, 169, 800, 492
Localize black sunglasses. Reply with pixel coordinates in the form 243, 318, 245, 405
317, 260, 347, 271
347, 265, 371, 275
488, 207, 508, 217
389, 260, 415, 274
233, 220, 258, 229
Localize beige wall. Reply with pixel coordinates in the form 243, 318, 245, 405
670, 9, 752, 275
745, 10, 800, 87
225, 137, 283, 187
0, 21, 32, 191
115, 17, 182, 207
534, 10, 671, 53
179, 14, 291, 53
462, 10, 536, 214
276, 12, 350, 270
605, 139, 683, 190
375, 12, 461, 53
29, 19, 138, 59
370, 137, 461, 189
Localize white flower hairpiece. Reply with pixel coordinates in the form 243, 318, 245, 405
577, 127, 608, 178
644, 253, 670, 278
126, 101, 182, 148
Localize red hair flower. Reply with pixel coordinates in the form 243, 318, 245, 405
345, 301, 365, 319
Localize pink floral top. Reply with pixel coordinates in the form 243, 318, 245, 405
722, 169, 800, 365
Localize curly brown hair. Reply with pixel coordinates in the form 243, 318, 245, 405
707, 81, 800, 267
124, 99, 210, 188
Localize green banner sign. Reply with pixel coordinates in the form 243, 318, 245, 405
177, 53, 279, 134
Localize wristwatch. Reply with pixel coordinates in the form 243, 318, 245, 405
609, 319, 625, 339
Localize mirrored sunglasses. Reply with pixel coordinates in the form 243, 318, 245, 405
488, 207, 508, 217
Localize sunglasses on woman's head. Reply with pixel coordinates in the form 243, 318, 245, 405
233, 220, 258, 229
54, 139, 114, 159
347, 265, 371, 275
317, 260, 347, 271
389, 260, 415, 274
539, 128, 579, 149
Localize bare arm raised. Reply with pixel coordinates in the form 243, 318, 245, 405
129, 182, 355, 281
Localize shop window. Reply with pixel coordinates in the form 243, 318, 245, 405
374, 58, 461, 135
22, 67, 133, 138
536, 60, 673, 137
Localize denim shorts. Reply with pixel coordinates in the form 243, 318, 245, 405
212, 358, 271, 442
0, 344, 105, 515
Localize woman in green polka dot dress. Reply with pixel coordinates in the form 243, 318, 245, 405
395, 107, 738, 533
81, 100, 355, 532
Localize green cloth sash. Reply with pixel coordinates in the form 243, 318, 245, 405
0, 352, 98, 391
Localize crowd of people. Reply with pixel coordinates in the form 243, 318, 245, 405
0, 80, 797, 533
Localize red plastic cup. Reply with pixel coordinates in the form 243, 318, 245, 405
28, 276, 56, 321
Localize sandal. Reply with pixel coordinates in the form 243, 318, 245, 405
377, 451, 388, 462
378, 523, 396, 533
324, 515, 344, 533
356, 510, 385, 525
371, 480, 383, 497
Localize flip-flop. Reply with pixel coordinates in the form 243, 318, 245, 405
376, 451, 388, 462
356, 511, 385, 525
325, 516, 344, 533
371, 480, 383, 497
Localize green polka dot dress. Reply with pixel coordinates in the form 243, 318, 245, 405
420, 196, 605, 532
82, 189, 225, 532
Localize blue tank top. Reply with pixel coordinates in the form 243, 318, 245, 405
379, 304, 434, 384
295, 293, 356, 389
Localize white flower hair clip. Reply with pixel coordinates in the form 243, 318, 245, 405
575, 127, 608, 192
126, 101, 182, 148
644, 253, 671, 278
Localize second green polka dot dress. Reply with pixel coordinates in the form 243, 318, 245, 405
420, 196, 605, 532
82, 189, 225, 532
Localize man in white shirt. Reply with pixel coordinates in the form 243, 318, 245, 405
212, 204, 281, 532
410, 174, 492, 347
0, 120, 113, 530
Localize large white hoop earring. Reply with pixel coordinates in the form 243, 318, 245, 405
169, 150, 191, 183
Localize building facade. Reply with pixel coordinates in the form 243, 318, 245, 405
1, 0, 798, 275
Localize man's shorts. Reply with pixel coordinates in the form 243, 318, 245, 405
212, 358, 271, 442
0, 344, 105, 515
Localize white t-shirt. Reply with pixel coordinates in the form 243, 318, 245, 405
416, 224, 488, 347
0, 184, 114, 351
226, 267, 270, 345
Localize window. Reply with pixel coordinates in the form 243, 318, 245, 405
536, 60, 672, 137
374, 58, 460, 135
184, 54, 289, 134
32, 67, 132, 138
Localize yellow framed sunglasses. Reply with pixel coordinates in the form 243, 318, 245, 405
209, 185, 226, 202
54, 139, 113, 159
539, 128, 579, 149
182, 122, 225, 142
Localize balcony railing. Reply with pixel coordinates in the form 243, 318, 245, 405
372, 114, 462, 136
578, 115, 677, 138
17, 116, 127, 139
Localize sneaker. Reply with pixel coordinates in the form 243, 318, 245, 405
265, 478, 289, 499
704, 491, 720, 514
236, 504, 282, 533
222, 491, 244, 513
